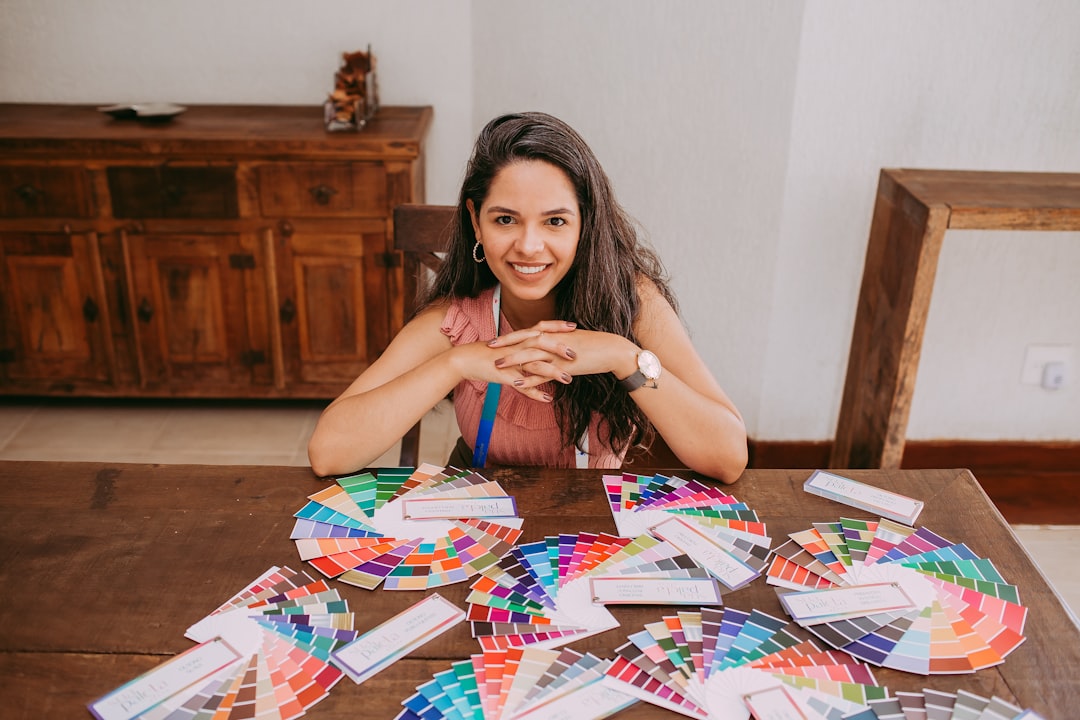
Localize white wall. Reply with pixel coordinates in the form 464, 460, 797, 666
762, 1, 1080, 440
3, 0, 1078, 442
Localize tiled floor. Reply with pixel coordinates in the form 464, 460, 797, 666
1, 399, 1077, 622
0, 398, 460, 469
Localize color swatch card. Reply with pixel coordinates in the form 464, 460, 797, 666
90, 565, 357, 720
182, 565, 355, 718
88, 638, 245, 720
589, 576, 723, 606
466, 532, 716, 651
768, 518, 1028, 674
601, 607, 888, 719
604, 472, 771, 590
291, 464, 524, 590
396, 646, 639, 720
861, 687, 1043, 720
333, 593, 465, 684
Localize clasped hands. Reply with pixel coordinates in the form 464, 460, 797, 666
455, 320, 632, 403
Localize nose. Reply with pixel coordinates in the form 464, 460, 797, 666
516, 223, 545, 256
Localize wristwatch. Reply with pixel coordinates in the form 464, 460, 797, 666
617, 349, 662, 392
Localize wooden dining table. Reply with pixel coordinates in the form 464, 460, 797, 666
0, 460, 1076, 718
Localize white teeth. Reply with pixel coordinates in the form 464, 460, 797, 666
512, 264, 545, 275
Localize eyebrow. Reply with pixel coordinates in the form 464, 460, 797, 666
485, 205, 577, 216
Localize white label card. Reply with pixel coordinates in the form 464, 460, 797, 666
331, 593, 465, 684
780, 582, 916, 625
803, 470, 923, 524
514, 676, 638, 719
401, 496, 517, 520
742, 685, 809, 720
589, 576, 723, 605
649, 517, 759, 590
88, 638, 243, 720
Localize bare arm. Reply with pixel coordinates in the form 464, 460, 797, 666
307, 303, 458, 477
307, 303, 576, 477
621, 281, 747, 483
487, 280, 747, 483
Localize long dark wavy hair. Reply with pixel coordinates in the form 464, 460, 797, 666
420, 111, 678, 458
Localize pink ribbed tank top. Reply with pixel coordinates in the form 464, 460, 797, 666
440, 287, 623, 468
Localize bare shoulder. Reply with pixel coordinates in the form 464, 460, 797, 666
396, 298, 454, 347
633, 275, 680, 337
370, 298, 454, 368
634, 274, 677, 310
410, 297, 453, 326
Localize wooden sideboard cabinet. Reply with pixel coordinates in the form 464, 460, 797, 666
0, 104, 431, 398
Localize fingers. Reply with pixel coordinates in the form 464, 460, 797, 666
493, 345, 574, 368
532, 320, 577, 333
484, 322, 577, 397
510, 383, 553, 402
497, 362, 573, 389
489, 330, 577, 361
487, 321, 576, 348
494, 350, 573, 383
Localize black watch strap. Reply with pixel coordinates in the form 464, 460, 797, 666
618, 370, 649, 392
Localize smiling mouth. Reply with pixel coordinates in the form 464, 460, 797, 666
511, 264, 548, 275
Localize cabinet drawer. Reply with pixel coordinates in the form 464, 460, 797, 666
0, 166, 94, 218
107, 166, 238, 219
256, 162, 387, 217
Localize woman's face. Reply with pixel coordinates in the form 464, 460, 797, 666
468, 160, 580, 305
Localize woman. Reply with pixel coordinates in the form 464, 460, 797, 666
308, 112, 747, 482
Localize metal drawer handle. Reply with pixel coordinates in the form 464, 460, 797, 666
82, 298, 99, 323
137, 298, 154, 323
163, 184, 185, 204
308, 184, 338, 205
280, 298, 296, 324
15, 184, 43, 205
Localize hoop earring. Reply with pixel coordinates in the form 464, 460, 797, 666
472, 240, 486, 264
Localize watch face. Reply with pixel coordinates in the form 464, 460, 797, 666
638, 350, 661, 380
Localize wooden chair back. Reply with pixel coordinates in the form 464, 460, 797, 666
393, 204, 456, 466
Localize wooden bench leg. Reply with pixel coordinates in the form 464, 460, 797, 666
831, 170, 950, 469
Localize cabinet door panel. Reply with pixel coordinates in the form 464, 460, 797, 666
156, 260, 228, 362
0, 233, 112, 387
297, 258, 365, 360
125, 233, 272, 390
278, 231, 389, 386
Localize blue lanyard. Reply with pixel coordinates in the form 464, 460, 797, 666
472, 385, 501, 467
472, 286, 502, 467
